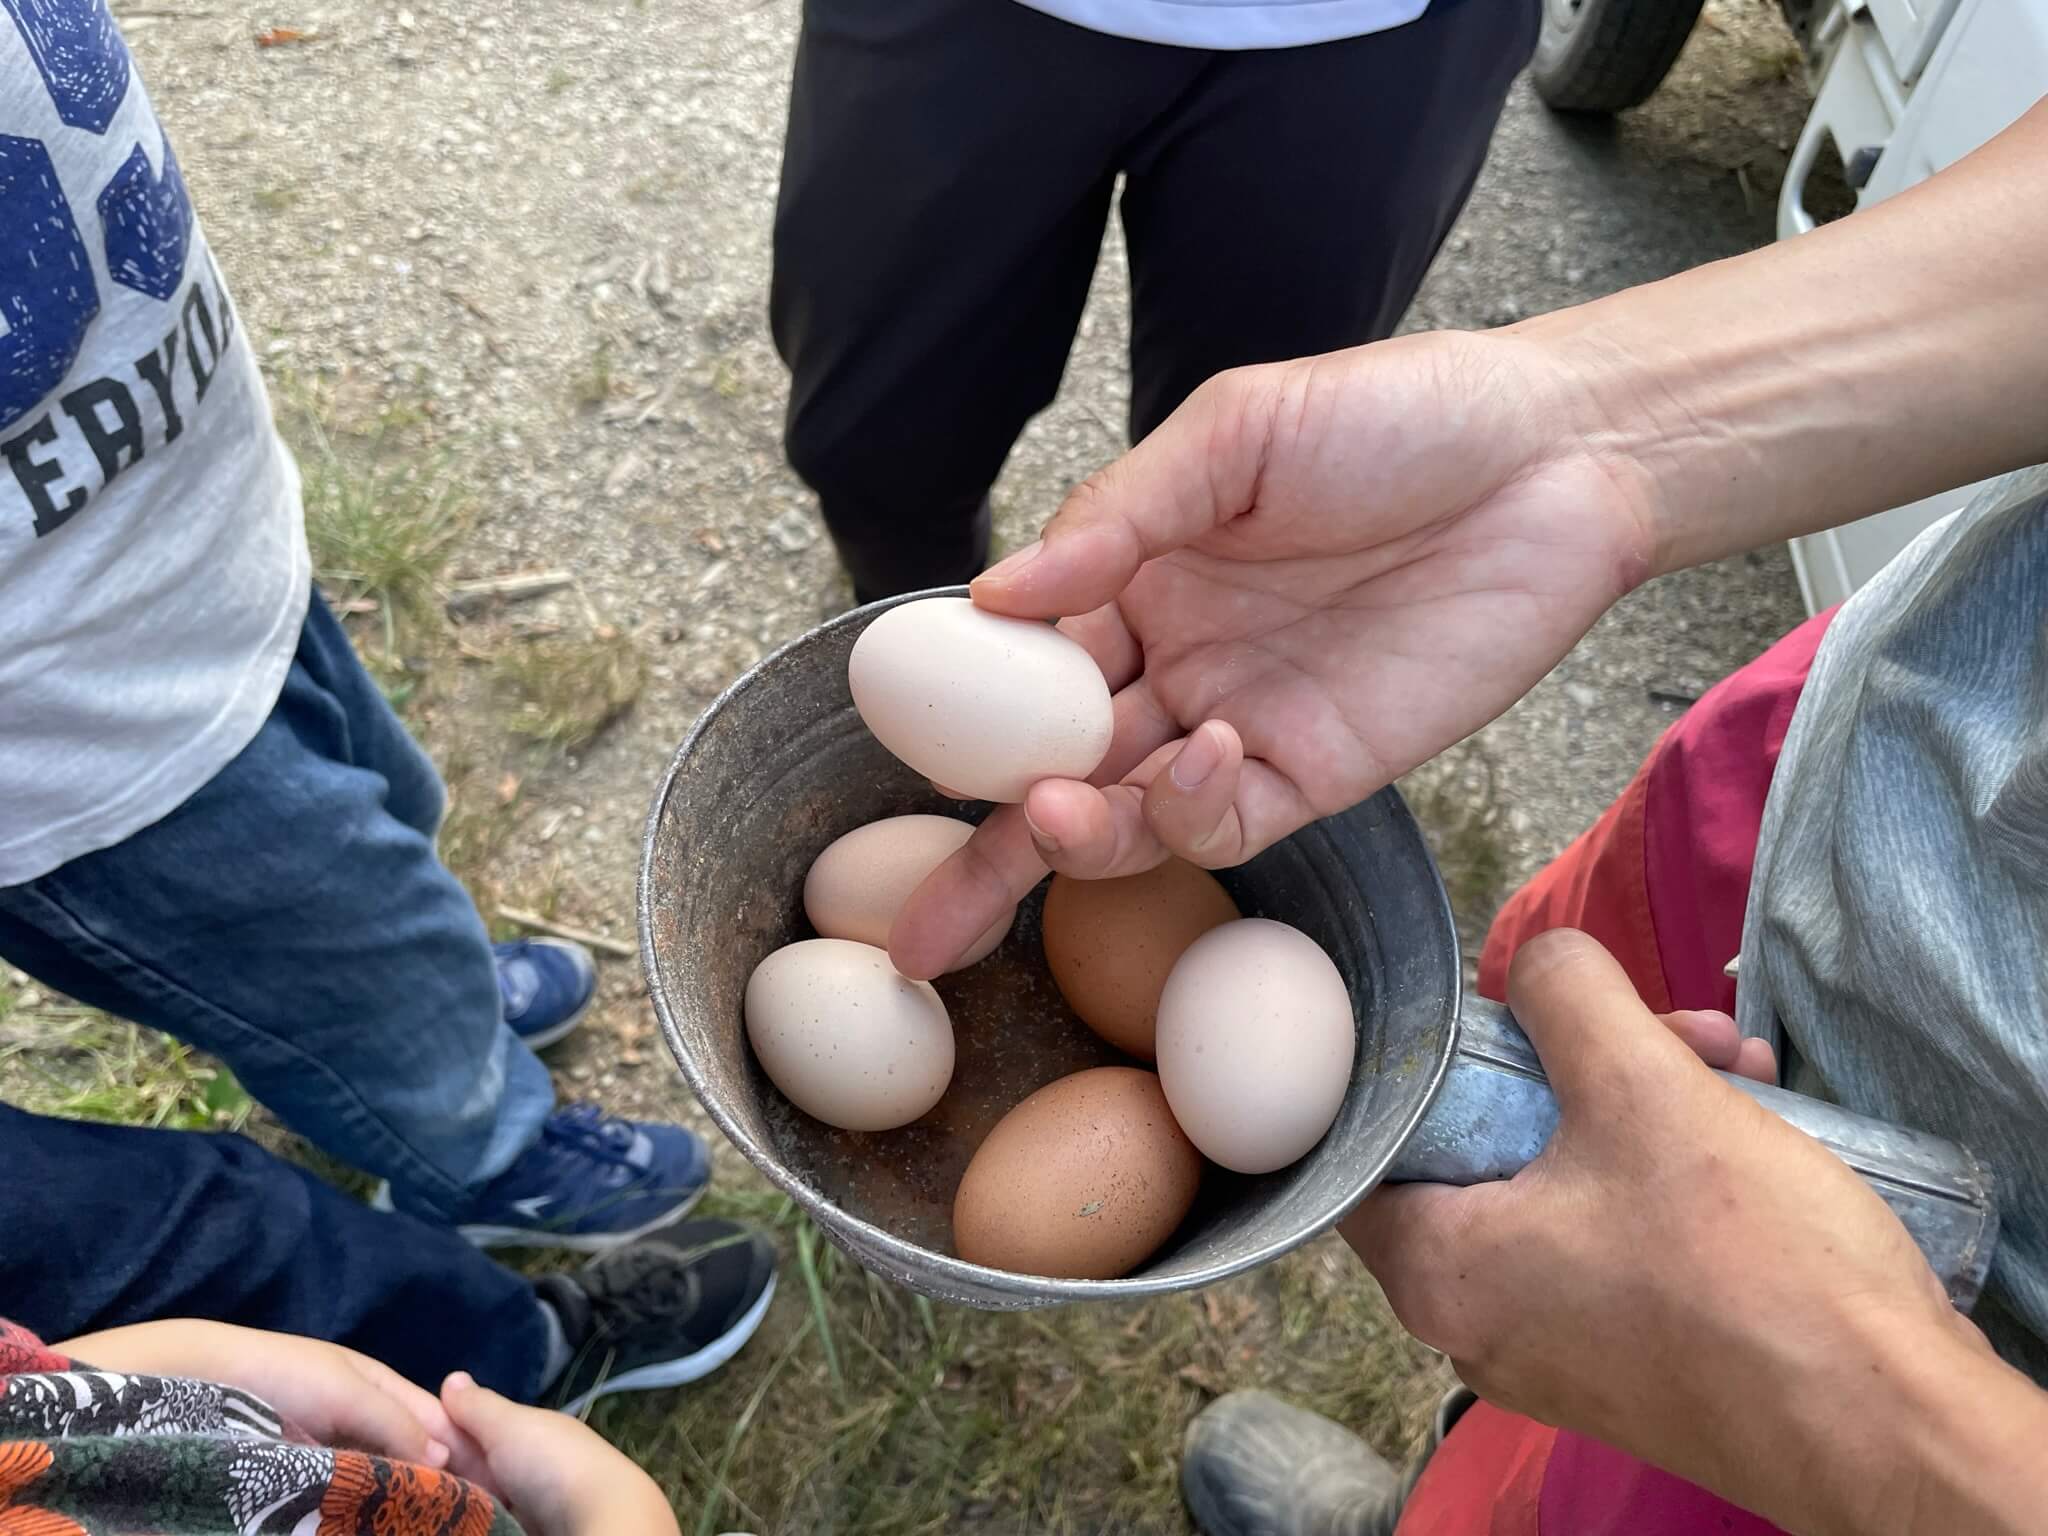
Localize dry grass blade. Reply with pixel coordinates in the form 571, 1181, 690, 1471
496, 630, 647, 751
694, 1313, 816, 1536
795, 1219, 845, 1397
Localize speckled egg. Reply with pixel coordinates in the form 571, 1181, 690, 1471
952, 1066, 1201, 1279
744, 938, 954, 1132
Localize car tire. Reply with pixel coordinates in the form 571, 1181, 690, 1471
1531, 0, 1709, 114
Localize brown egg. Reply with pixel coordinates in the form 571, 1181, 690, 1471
1041, 860, 1241, 1059
952, 1066, 1201, 1280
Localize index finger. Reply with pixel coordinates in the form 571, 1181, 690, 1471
348, 1356, 482, 1473
889, 804, 1042, 979
888, 677, 1181, 979
322, 1366, 445, 1464
1339, 1183, 1497, 1358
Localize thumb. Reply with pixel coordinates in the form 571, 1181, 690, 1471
971, 365, 1280, 618
1504, 930, 1707, 1121
439, 1371, 530, 1452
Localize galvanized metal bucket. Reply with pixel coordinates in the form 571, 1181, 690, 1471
641, 592, 1998, 1310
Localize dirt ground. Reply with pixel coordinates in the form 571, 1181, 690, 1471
5, 1, 1828, 1530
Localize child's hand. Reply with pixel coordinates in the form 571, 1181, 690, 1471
439, 1371, 680, 1536
56, 1320, 474, 1473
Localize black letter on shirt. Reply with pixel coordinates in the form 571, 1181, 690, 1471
60, 378, 147, 488
134, 329, 185, 443
2, 415, 88, 537
182, 282, 219, 402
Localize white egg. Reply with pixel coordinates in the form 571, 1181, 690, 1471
1155, 919, 1356, 1174
745, 939, 954, 1131
804, 815, 1013, 969
847, 597, 1113, 803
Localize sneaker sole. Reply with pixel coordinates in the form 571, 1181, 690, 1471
367, 1181, 706, 1254
515, 992, 592, 1051
457, 1181, 707, 1253
556, 1271, 777, 1417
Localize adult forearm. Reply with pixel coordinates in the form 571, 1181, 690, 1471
1803, 1323, 2048, 1536
1516, 97, 2048, 577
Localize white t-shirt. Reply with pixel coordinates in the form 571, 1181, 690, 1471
1011, 0, 1429, 48
1, 3, 306, 886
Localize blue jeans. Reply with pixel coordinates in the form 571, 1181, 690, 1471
0, 1101, 551, 1399
0, 589, 555, 1214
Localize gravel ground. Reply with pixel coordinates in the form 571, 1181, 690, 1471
125, 0, 1815, 1100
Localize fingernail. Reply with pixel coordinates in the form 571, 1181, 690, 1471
443, 1372, 474, 1394
1023, 805, 1059, 855
979, 540, 1043, 585
425, 1439, 451, 1467
1171, 725, 1223, 791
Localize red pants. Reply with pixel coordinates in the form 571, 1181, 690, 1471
1394, 611, 1834, 1536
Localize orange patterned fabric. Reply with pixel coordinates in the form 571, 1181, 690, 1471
0, 1442, 86, 1536
320, 1450, 497, 1536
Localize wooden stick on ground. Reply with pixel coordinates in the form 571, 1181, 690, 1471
444, 570, 576, 616
496, 905, 636, 959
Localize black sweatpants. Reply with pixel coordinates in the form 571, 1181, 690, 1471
771, 0, 1540, 601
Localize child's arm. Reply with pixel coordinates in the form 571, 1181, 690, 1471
439, 1372, 681, 1536
56, 1319, 464, 1472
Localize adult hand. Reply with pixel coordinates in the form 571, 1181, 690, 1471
888, 330, 1651, 977
55, 1320, 473, 1475
1343, 930, 2047, 1536
888, 100, 2048, 981
438, 1372, 680, 1536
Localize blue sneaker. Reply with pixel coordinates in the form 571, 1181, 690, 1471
496, 938, 596, 1049
375, 1105, 712, 1252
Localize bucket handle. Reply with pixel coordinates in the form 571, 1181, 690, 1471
1387, 998, 2000, 1311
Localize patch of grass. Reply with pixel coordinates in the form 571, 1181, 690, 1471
571, 341, 618, 409
496, 630, 647, 752
252, 182, 299, 214
0, 976, 251, 1132
623, 168, 682, 206
279, 380, 470, 665
593, 1181, 1446, 1534
1745, 34, 1805, 85
1399, 744, 1508, 932
300, 436, 469, 636
544, 65, 576, 95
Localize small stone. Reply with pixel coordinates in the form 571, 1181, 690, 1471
603, 450, 645, 498
765, 509, 818, 553
1564, 683, 1599, 709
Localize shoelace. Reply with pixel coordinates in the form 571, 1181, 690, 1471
539, 1104, 642, 1170
583, 1242, 705, 1329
